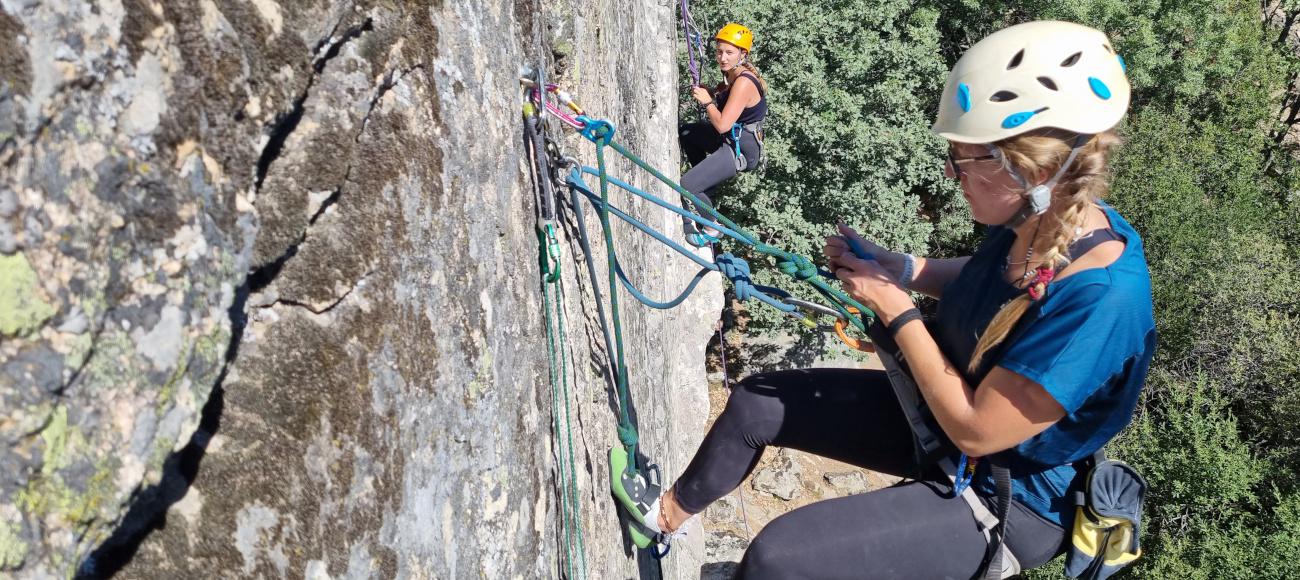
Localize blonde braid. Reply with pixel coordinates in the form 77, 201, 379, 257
967, 130, 1120, 373
737, 58, 768, 94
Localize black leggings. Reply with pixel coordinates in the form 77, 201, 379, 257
679, 121, 761, 211
674, 369, 1067, 579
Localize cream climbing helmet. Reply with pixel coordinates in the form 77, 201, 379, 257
933, 21, 1130, 144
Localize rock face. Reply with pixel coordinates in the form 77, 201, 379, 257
1, 1, 716, 578
750, 449, 801, 501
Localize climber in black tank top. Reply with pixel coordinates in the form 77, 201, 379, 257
679, 22, 769, 246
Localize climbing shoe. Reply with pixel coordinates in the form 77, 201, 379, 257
683, 219, 722, 247
680, 198, 722, 248
609, 447, 675, 557
682, 216, 716, 248
685, 229, 721, 248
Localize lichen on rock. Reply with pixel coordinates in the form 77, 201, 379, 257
2, 0, 714, 578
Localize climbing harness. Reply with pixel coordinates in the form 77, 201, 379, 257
819, 238, 1018, 579
867, 318, 1021, 579
728, 122, 764, 172
522, 75, 879, 559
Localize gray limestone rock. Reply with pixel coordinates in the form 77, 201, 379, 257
1, 0, 717, 578
751, 450, 803, 501
824, 470, 871, 496
705, 529, 749, 563
706, 493, 744, 525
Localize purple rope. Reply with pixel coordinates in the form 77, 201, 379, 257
681, 0, 701, 86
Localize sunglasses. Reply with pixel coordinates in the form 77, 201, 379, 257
947, 148, 999, 180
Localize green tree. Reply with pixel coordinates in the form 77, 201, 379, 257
685, 0, 1300, 575
686, 0, 970, 331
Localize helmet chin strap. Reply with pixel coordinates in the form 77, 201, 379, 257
722, 55, 747, 80
995, 135, 1090, 229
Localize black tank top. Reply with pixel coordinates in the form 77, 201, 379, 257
716, 72, 768, 126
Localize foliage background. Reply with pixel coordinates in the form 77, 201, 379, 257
684, 0, 1300, 575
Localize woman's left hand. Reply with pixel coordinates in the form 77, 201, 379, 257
691, 86, 712, 105
830, 252, 916, 325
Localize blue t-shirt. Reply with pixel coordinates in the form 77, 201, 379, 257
933, 203, 1156, 526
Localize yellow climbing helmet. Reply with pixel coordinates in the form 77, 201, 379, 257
715, 23, 753, 52
933, 21, 1130, 143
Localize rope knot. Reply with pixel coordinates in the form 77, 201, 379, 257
1027, 266, 1055, 300
777, 254, 818, 281
715, 253, 760, 302
616, 423, 639, 448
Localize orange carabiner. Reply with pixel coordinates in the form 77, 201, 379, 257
833, 307, 875, 353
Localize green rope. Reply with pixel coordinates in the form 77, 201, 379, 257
530, 92, 585, 573
540, 227, 588, 579
556, 276, 587, 580
554, 112, 886, 559
590, 126, 641, 473
603, 135, 875, 333
571, 115, 881, 479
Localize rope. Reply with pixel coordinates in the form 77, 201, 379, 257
680, 0, 706, 86
525, 79, 882, 558
541, 251, 588, 580
525, 65, 586, 577
715, 253, 798, 313
568, 169, 803, 319
567, 115, 876, 332
591, 127, 641, 472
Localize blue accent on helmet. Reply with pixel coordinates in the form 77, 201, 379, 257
1001, 110, 1037, 129
1089, 77, 1112, 100
1117, 54, 1126, 73
957, 83, 972, 113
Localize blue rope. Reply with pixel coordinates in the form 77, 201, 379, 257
576, 162, 846, 299
618, 264, 713, 310
714, 253, 797, 313
568, 172, 719, 271
571, 167, 847, 310
576, 166, 745, 243
567, 168, 799, 315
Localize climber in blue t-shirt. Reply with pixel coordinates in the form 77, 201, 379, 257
616, 21, 1156, 579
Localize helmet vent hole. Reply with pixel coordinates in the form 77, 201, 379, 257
1037, 77, 1058, 91
1103, 44, 1114, 54
989, 91, 1019, 102
1007, 49, 1025, 70
1061, 52, 1083, 67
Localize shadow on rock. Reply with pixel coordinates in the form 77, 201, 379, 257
75, 283, 250, 578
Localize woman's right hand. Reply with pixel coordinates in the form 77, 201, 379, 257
824, 224, 901, 278
691, 85, 713, 105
